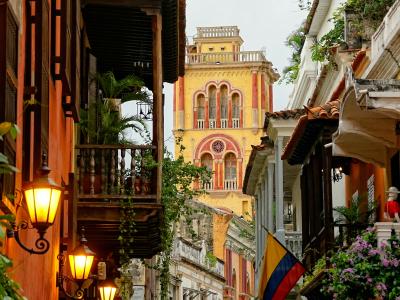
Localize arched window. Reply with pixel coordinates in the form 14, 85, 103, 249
208, 86, 216, 128
224, 153, 237, 190
196, 94, 205, 129
220, 85, 228, 128
201, 153, 213, 190
232, 93, 240, 128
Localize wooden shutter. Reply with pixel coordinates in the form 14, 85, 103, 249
29, 0, 50, 174
59, 0, 80, 121
0, 1, 18, 209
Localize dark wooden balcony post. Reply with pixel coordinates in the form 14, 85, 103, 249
152, 10, 163, 204
323, 144, 334, 250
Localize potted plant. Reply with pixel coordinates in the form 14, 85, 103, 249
78, 71, 149, 194
95, 71, 150, 112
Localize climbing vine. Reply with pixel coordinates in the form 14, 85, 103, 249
158, 139, 211, 300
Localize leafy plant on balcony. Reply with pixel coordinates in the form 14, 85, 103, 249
311, 0, 395, 67
280, 24, 306, 84
0, 122, 26, 300
321, 227, 400, 300
80, 71, 150, 145
95, 71, 150, 104
334, 196, 376, 244
80, 99, 145, 145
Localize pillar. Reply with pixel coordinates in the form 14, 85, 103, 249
178, 76, 184, 129
274, 136, 284, 243
267, 160, 274, 232
251, 70, 258, 130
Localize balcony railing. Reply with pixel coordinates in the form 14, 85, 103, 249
285, 231, 302, 260
186, 51, 267, 65
370, 0, 400, 64
221, 118, 228, 128
224, 179, 238, 190
197, 26, 240, 38
175, 239, 224, 277
202, 179, 213, 191
197, 119, 205, 129
76, 144, 157, 201
232, 118, 240, 128
209, 119, 216, 128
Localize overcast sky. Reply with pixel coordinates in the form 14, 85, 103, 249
163, 0, 308, 150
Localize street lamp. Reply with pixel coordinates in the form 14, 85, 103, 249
98, 279, 118, 300
7, 153, 62, 254
57, 227, 96, 299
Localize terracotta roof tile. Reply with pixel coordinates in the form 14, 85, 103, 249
264, 108, 306, 129
281, 100, 341, 161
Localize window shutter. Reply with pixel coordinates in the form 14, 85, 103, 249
0, 1, 18, 209
31, 0, 50, 173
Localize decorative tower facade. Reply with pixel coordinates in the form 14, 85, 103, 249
174, 26, 279, 218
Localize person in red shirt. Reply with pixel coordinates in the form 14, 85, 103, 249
384, 186, 400, 222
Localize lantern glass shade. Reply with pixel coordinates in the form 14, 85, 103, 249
68, 243, 95, 280
24, 187, 61, 226
98, 280, 117, 300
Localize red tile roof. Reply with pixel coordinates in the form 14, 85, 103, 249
281, 100, 340, 161
264, 108, 306, 129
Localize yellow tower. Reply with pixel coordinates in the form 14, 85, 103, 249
174, 26, 279, 217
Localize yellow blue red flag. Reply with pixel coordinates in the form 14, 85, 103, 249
258, 232, 305, 300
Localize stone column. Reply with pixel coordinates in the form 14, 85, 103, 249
267, 160, 274, 232
275, 136, 285, 243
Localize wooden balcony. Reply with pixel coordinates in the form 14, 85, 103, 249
75, 144, 162, 259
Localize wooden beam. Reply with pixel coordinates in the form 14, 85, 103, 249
152, 11, 163, 205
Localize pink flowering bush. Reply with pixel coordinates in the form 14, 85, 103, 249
321, 228, 400, 300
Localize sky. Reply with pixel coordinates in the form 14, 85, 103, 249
163, 0, 309, 150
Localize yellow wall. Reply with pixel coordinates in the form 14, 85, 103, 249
212, 213, 232, 260
200, 42, 235, 53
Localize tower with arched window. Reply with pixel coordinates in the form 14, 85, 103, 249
174, 26, 279, 218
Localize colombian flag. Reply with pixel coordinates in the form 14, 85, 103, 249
258, 232, 305, 300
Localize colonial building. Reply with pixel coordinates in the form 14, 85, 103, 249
244, 0, 400, 298
173, 26, 277, 299
0, 0, 185, 299
174, 26, 279, 218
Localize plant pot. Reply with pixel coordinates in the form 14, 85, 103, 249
141, 177, 151, 195
104, 98, 121, 113
134, 177, 142, 195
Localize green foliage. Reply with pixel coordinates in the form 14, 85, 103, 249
80, 99, 145, 144
301, 256, 326, 288
311, 0, 395, 66
310, 9, 345, 67
334, 196, 376, 225
280, 25, 306, 84
158, 139, 211, 300
0, 122, 19, 174
0, 215, 26, 300
321, 228, 400, 300
0, 122, 25, 299
205, 251, 218, 268
95, 71, 150, 103
119, 198, 137, 266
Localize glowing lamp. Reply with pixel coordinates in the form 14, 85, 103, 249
98, 279, 118, 300
24, 176, 62, 230
68, 230, 95, 280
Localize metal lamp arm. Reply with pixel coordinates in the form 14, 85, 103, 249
7, 221, 50, 255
